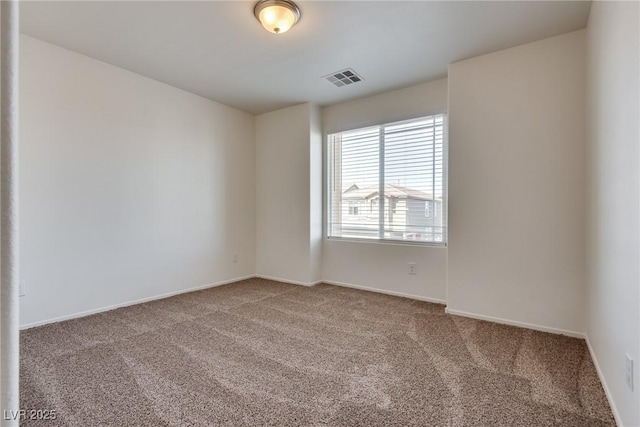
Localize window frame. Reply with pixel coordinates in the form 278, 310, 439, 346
324, 114, 448, 247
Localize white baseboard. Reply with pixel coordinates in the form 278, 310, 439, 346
444, 307, 585, 339
322, 279, 447, 305
19, 274, 255, 330
254, 274, 318, 287
585, 335, 623, 427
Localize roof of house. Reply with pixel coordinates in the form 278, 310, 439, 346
342, 184, 435, 201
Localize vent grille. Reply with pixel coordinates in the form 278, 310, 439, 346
323, 68, 363, 87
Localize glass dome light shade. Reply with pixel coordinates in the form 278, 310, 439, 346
254, 0, 301, 34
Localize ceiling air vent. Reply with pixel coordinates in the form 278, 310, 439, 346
323, 68, 363, 87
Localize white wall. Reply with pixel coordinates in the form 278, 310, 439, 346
322, 79, 448, 303
20, 35, 256, 327
586, 2, 640, 425
447, 30, 586, 335
309, 104, 323, 283
255, 103, 320, 285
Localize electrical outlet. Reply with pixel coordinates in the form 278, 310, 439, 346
19, 281, 25, 297
408, 262, 416, 275
626, 354, 634, 391
233, 253, 238, 263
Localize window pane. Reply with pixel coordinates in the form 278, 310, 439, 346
383, 116, 445, 243
328, 126, 379, 239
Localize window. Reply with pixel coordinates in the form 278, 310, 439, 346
327, 114, 447, 244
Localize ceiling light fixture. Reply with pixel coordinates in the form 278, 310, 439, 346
254, 0, 301, 35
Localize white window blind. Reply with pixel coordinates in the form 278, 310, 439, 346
327, 114, 447, 244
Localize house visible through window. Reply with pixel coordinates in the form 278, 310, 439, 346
327, 114, 447, 244
425, 201, 433, 218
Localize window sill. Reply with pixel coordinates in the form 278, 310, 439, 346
325, 236, 447, 248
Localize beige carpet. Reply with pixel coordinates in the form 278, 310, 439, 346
20, 278, 615, 426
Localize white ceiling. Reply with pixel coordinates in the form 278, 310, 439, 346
20, 1, 591, 115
